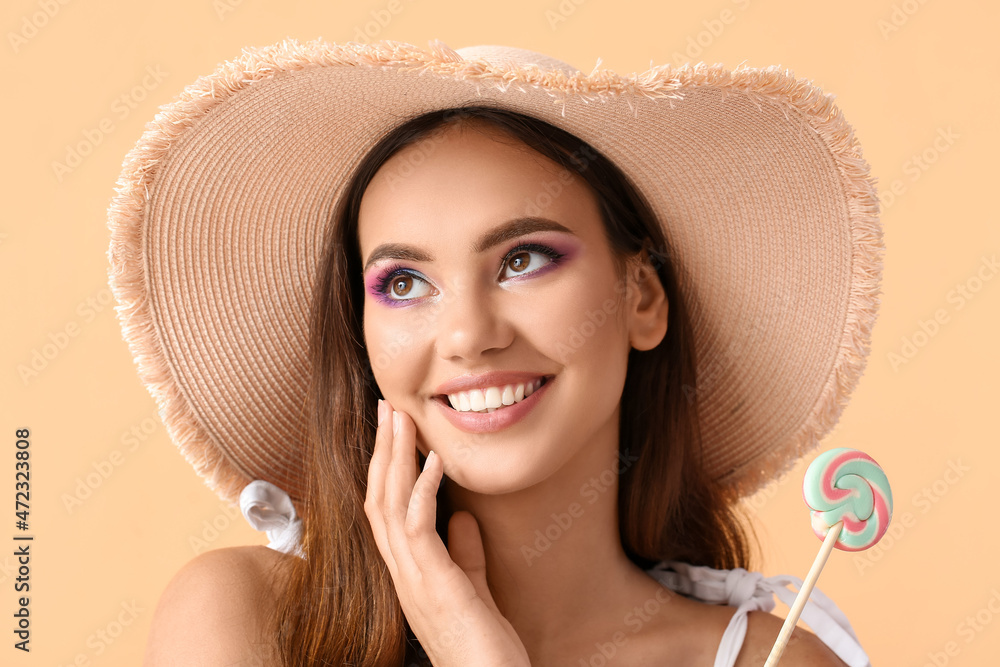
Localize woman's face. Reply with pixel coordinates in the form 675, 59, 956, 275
357, 120, 653, 495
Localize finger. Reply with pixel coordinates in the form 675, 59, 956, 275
364, 399, 398, 579
384, 409, 421, 576
365, 399, 394, 515
448, 511, 500, 613
383, 409, 410, 524
403, 450, 450, 570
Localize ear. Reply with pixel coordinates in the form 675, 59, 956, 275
625, 248, 668, 352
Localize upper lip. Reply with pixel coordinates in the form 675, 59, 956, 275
433, 371, 553, 397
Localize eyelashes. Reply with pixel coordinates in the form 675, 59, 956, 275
371, 242, 566, 304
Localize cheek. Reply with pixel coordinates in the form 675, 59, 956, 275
363, 311, 409, 382
534, 277, 626, 352
363, 308, 437, 398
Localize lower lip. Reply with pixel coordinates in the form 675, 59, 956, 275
432, 376, 555, 434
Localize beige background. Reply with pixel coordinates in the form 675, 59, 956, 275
2, 0, 996, 664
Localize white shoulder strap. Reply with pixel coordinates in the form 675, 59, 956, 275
646, 561, 872, 667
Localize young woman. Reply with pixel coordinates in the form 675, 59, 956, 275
108, 39, 881, 666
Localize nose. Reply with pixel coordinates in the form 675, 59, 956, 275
432, 276, 514, 361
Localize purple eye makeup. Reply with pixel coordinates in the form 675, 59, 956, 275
364, 237, 579, 307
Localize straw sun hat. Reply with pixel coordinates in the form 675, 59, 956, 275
105, 38, 882, 510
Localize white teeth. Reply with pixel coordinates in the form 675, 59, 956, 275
484, 387, 502, 409
446, 378, 546, 413
501, 385, 515, 405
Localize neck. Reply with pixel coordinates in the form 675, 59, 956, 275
440, 411, 660, 660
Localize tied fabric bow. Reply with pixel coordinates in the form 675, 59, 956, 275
647, 561, 872, 667
238, 480, 306, 560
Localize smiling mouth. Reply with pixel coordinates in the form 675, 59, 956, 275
433, 375, 553, 413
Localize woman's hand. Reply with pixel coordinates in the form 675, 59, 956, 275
364, 398, 531, 667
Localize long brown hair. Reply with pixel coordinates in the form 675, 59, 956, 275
268, 105, 755, 665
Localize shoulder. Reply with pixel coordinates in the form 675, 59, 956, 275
625, 585, 848, 666
143, 545, 297, 665
734, 610, 848, 667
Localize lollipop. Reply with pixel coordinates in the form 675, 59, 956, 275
765, 447, 892, 666
804, 447, 893, 551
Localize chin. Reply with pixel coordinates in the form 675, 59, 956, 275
436, 452, 552, 497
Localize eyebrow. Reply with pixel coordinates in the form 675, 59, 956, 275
361, 216, 575, 276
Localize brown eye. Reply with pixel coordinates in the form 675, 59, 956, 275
391, 275, 413, 297
372, 267, 433, 303
508, 251, 532, 274
501, 245, 562, 280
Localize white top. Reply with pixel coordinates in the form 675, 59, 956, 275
239, 480, 872, 667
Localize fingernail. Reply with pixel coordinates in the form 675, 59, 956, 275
423, 450, 435, 472
392, 411, 399, 435
377, 399, 386, 425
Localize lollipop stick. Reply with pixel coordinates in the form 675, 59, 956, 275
763, 520, 843, 666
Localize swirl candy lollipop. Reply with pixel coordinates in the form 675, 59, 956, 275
804, 448, 893, 552
765, 448, 893, 666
